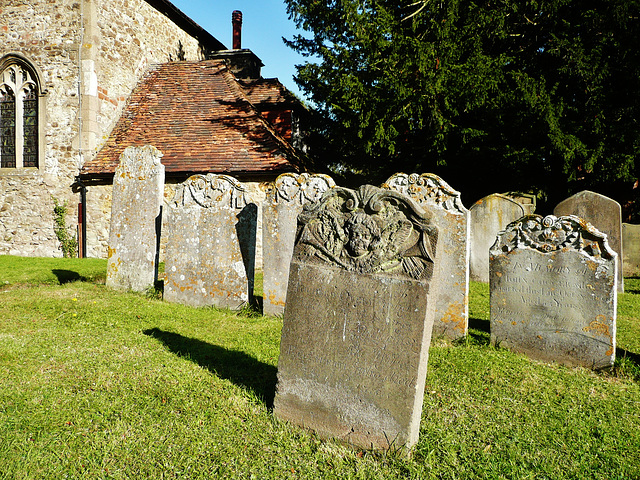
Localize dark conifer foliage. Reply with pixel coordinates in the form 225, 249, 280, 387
285, 0, 640, 214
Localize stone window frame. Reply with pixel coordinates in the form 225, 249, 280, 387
0, 54, 46, 173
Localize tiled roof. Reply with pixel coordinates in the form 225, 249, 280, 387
239, 78, 299, 108
80, 60, 302, 178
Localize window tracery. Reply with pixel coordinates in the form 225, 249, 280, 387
0, 62, 40, 169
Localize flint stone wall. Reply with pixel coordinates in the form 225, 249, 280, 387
470, 194, 525, 283
490, 214, 617, 369
1, 0, 205, 257
554, 190, 624, 292
274, 185, 438, 452
262, 173, 335, 316
384, 172, 470, 340
106, 146, 164, 291
163, 174, 256, 309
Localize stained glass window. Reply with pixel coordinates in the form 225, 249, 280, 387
0, 87, 16, 168
23, 85, 38, 168
0, 61, 40, 169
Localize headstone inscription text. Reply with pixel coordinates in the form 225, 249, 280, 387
490, 214, 617, 369
164, 174, 257, 309
554, 190, 624, 292
383, 172, 470, 339
274, 185, 438, 452
262, 172, 335, 316
106, 145, 164, 292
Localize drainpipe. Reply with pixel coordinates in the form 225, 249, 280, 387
75, 176, 87, 258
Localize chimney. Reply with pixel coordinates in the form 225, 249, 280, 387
232, 10, 242, 50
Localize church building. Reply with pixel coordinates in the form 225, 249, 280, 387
0, 0, 304, 258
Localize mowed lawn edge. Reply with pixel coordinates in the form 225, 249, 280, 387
0, 256, 639, 479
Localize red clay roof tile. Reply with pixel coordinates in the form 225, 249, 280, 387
80, 60, 302, 178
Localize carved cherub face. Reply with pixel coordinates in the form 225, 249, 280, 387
276, 174, 301, 202
303, 177, 326, 203
346, 212, 379, 258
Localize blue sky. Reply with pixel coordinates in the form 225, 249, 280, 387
171, 0, 308, 98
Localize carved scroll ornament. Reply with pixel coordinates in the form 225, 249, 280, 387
274, 173, 336, 205
167, 174, 248, 209
490, 214, 616, 260
383, 172, 466, 214
293, 184, 438, 280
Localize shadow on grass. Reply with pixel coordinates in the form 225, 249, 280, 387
465, 317, 491, 345
143, 328, 277, 408
52, 269, 87, 284
614, 347, 640, 382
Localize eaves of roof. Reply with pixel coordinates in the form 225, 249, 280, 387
144, 0, 227, 52
79, 60, 304, 180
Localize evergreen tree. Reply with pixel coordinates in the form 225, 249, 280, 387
285, 0, 640, 211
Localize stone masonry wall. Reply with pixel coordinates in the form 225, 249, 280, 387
0, 0, 83, 256
0, 0, 219, 257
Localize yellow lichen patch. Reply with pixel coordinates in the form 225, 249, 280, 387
268, 291, 286, 307
583, 315, 612, 339
440, 303, 465, 332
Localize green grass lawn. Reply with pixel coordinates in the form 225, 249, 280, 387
0, 255, 639, 479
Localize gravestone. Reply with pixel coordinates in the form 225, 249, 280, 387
622, 223, 640, 277
554, 191, 624, 292
469, 194, 525, 283
262, 172, 335, 316
490, 214, 617, 369
504, 192, 536, 215
106, 145, 164, 292
384, 172, 469, 339
164, 174, 257, 309
274, 185, 439, 452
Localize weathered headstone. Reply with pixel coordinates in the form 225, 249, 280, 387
262, 172, 335, 316
469, 194, 525, 283
490, 214, 617, 369
274, 185, 438, 452
554, 191, 624, 292
164, 174, 257, 309
106, 145, 164, 292
623, 223, 640, 277
504, 192, 536, 215
384, 172, 469, 339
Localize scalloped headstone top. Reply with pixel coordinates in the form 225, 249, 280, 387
383, 172, 466, 214
273, 173, 336, 205
167, 174, 248, 209
490, 214, 616, 261
293, 184, 437, 280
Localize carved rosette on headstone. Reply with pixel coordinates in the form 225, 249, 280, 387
262, 172, 335, 316
164, 174, 257, 309
274, 184, 438, 452
490, 214, 617, 369
106, 145, 164, 292
384, 173, 470, 339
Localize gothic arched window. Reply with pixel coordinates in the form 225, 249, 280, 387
0, 59, 42, 169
